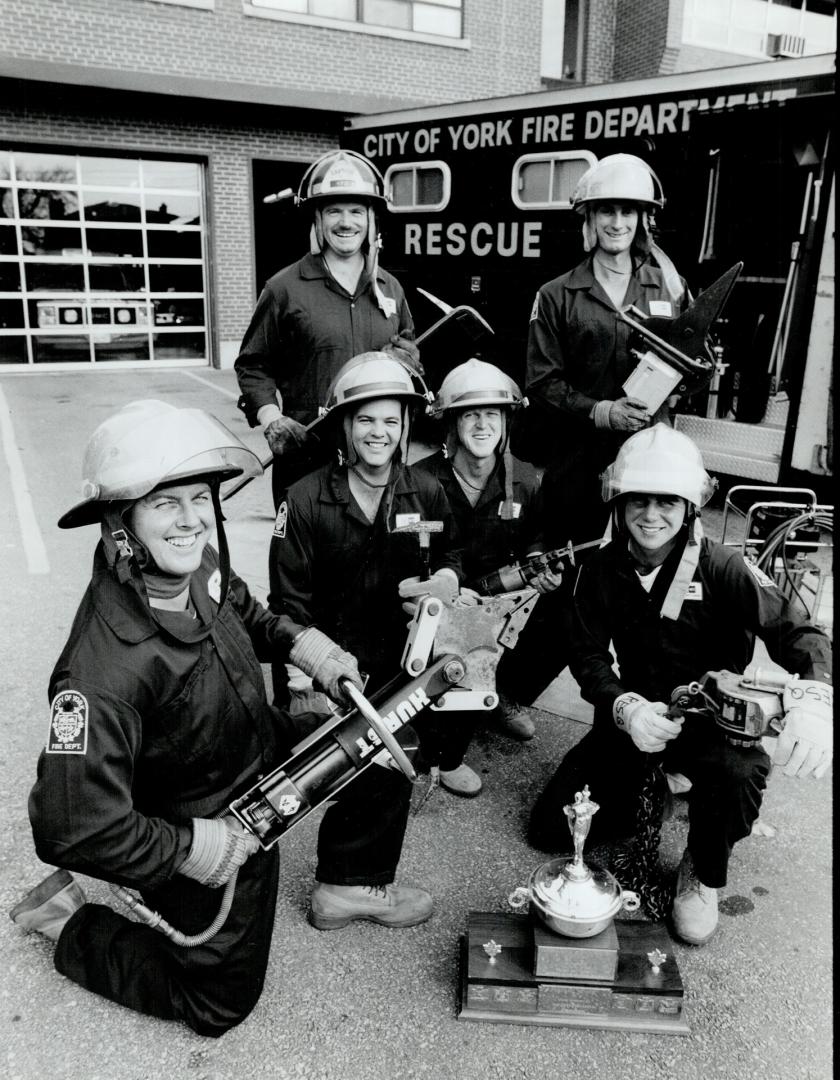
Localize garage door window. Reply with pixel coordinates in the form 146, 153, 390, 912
0, 149, 208, 368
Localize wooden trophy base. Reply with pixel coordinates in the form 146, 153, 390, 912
458, 911, 689, 1034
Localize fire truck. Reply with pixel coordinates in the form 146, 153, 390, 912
341, 53, 834, 490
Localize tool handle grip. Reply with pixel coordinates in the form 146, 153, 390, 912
340, 680, 418, 781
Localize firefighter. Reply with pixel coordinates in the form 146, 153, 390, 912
528, 425, 833, 945
413, 358, 564, 795
9, 401, 362, 1037
234, 149, 419, 508
520, 153, 690, 549
268, 352, 466, 929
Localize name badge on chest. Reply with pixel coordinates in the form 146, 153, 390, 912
685, 581, 703, 601
498, 501, 522, 518
649, 300, 673, 317
395, 512, 421, 529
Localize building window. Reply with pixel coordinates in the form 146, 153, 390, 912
385, 161, 451, 211
0, 148, 208, 368
682, 0, 837, 59
540, 0, 586, 82
511, 152, 597, 211
249, 0, 463, 39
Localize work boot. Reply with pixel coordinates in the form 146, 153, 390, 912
671, 850, 718, 946
309, 882, 433, 931
10, 869, 86, 942
496, 697, 536, 741
439, 763, 483, 797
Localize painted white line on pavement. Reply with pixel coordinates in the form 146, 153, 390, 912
179, 370, 239, 400
0, 386, 50, 575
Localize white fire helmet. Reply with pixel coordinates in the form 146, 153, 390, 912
572, 154, 665, 213
297, 150, 388, 209
59, 400, 262, 528
320, 352, 430, 417
430, 358, 525, 418
601, 424, 716, 508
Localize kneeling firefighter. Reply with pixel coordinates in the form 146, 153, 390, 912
528, 424, 832, 945
9, 400, 362, 1037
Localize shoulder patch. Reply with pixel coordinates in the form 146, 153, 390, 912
207, 567, 222, 604
273, 501, 288, 539
47, 691, 89, 754
744, 560, 776, 588
529, 292, 540, 322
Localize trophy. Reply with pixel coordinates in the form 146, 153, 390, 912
457, 785, 689, 1033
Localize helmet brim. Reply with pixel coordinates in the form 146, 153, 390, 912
58, 451, 262, 529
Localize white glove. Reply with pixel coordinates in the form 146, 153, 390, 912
773, 679, 833, 779
398, 568, 459, 604
613, 692, 683, 754
289, 627, 364, 706
180, 817, 260, 888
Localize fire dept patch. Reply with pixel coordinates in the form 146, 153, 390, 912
273, 501, 288, 539
47, 691, 89, 754
529, 292, 540, 322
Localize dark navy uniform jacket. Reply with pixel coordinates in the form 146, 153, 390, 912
572, 536, 833, 729
29, 545, 301, 890
269, 461, 461, 683
413, 449, 545, 588
527, 255, 689, 428
235, 252, 413, 427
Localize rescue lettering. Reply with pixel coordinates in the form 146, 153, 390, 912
404, 221, 542, 258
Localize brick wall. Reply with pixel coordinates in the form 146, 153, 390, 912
1, 0, 547, 104
613, 0, 670, 81
0, 86, 336, 364
582, 0, 616, 84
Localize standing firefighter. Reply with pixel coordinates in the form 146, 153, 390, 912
521, 153, 690, 549
414, 358, 563, 795
528, 425, 832, 945
269, 352, 465, 930
9, 401, 362, 1036
235, 149, 419, 508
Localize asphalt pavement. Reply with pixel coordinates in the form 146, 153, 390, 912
0, 367, 832, 1080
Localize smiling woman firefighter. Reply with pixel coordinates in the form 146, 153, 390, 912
234, 149, 420, 509
528, 425, 833, 946
9, 400, 363, 1037
268, 351, 469, 931
519, 153, 691, 551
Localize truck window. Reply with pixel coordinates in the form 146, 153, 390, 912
385, 161, 451, 212
512, 151, 597, 210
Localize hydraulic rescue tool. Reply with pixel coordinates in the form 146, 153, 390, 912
668, 667, 820, 747
475, 537, 603, 596
230, 585, 538, 846
618, 262, 743, 411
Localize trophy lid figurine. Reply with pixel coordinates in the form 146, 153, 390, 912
510, 784, 640, 938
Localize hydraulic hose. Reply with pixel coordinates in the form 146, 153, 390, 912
109, 873, 239, 947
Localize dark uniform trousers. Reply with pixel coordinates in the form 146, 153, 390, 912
55, 847, 280, 1038
528, 714, 770, 889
